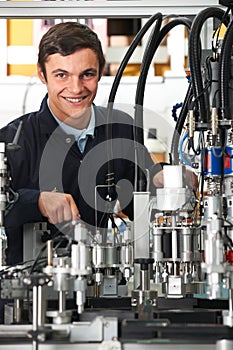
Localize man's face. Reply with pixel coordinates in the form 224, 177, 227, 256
37, 48, 100, 129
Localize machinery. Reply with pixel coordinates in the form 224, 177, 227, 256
2, 1, 233, 349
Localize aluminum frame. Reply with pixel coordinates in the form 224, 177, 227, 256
0, 0, 223, 19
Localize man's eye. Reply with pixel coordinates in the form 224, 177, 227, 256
82, 72, 96, 79
56, 73, 65, 78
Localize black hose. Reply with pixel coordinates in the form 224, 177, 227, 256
133, 16, 163, 191
105, 13, 163, 199
170, 83, 193, 164
219, 18, 233, 120
107, 13, 163, 105
188, 7, 227, 123
135, 17, 192, 127
134, 17, 192, 190
148, 18, 193, 167
171, 9, 229, 164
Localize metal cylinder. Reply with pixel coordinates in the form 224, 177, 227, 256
37, 285, 46, 327
203, 195, 223, 222
120, 243, 133, 265
13, 299, 23, 324
91, 244, 105, 268
171, 229, 178, 260
152, 226, 163, 261
131, 289, 157, 318
216, 340, 233, 350
105, 245, 119, 266
58, 291, 66, 313
54, 270, 69, 291
141, 269, 149, 291
71, 242, 90, 275
180, 227, 193, 262
226, 195, 233, 222
47, 240, 53, 267
75, 278, 86, 314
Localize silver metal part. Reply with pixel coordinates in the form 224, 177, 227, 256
201, 215, 225, 299
156, 165, 193, 211
70, 317, 118, 342
0, 1, 223, 19
131, 290, 157, 319
23, 222, 51, 261
133, 192, 150, 289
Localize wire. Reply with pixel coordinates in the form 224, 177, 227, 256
188, 7, 229, 123
179, 133, 193, 167
106, 13, 163, 199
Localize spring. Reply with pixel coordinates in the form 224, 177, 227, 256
206, 131, 221, 147
228, 129, 233, 144
206, 177, 221, 194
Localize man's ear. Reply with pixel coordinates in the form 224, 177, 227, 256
37, 63, 46, 84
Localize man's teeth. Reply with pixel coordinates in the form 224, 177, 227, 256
66, 97, 83, 102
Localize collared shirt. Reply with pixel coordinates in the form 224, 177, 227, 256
48, 100, 95, 153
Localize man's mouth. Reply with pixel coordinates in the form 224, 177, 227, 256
65, 96, 85, 103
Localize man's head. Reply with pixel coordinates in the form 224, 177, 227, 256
37, 22, 106, 127
38, 22, 105, 81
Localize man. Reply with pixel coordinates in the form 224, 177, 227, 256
0, 22, 162, 266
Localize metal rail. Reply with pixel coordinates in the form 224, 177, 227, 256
0, 0, 223, 19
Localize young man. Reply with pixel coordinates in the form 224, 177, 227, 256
0, 22, 158, 266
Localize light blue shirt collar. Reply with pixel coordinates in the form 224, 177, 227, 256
48, 100, 95, 153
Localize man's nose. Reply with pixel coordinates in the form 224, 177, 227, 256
68, 77, 83, 93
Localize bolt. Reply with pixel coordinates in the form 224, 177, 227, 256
23, 277, 31, 285
37, 333, 46, 342
38, 278, 45, 285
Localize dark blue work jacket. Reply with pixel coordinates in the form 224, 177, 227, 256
0, 95, 155, 265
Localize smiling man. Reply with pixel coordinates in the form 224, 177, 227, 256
0, 22, 161, 266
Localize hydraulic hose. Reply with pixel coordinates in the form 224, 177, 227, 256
170, 83, 193, 164
134, 17, 192, 185
219, 18, 233, 120
188, 7, 227, 123
135, 17, 192, 132
107, 13, 163, 105
134, 16, 163, 191
105, 13, 163, 199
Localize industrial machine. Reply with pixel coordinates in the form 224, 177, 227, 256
2, 1, 233, 349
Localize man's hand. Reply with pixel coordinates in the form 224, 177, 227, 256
38, 191, 80, 225
152, 169, 164, 188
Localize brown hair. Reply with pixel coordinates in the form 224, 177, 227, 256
38, 22, 105, 80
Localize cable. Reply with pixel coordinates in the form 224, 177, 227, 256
219, 13, 233, 120
171, 9, 229, 164
170, 82, 194, 165
179, 133, 193, 167
134, 15, 163, 191
134, 17, 192, 191
153, 18, 192, 165
188, 7, 229, 123
105, 13, 163, 199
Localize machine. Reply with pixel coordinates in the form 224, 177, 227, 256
2, 1, 233, 349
